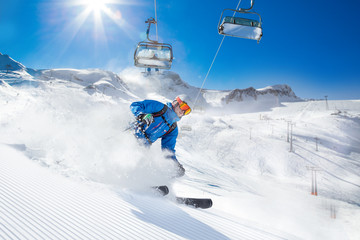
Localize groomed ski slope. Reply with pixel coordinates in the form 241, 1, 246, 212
0, 144, 298, 240
1, 70, 360, 239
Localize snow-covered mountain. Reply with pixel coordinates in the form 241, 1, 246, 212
0, 53, 39, 87
36, 67, 301, 111
1, 54, 360, 240
0, 52, 26, 71
223, 85, 299, 103
1, 53, 300, 112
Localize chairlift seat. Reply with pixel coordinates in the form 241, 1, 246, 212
134, 42, 173, 69
218, 9, 263, 42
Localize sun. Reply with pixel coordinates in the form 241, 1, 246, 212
76, 0, 107, 13
86, 0, 107, 12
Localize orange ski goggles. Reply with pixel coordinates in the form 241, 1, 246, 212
176, 97, 191, 115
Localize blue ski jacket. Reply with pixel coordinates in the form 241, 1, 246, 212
130, 100, 180, 162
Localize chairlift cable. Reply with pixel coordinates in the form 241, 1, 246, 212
193, 35, 225, 106
234, 0, 243, 15
193, 0, 242, 107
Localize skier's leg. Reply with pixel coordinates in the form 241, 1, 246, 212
166, 155, 185, 178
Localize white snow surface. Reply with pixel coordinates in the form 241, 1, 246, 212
1, 65, 360, 240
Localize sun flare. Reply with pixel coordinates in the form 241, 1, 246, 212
54, 0, 132, 56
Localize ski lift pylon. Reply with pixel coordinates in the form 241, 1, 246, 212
218, 0, 263, 43
134, 18, 173, 70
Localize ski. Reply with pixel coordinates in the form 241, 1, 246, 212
176, 197, 213, 209
153, 185, 213, 209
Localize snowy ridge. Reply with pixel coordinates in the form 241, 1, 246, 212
0, 53, 26, 71
0, 53, 300, 113
32, 67, 300, 114
0, 53, 39, 87
39, 68, 137, 101
223, 84, 300, 103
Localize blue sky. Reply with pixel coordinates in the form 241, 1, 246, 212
1, 0, 359, 100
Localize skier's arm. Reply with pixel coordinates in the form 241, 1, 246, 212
161, 127, 178, 162
130, 100, 164, 117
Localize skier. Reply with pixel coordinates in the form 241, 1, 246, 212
130, 95, 191, 177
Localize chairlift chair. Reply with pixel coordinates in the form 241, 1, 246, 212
134, 42, 173, 69
134, 18, 174, 70
218, 0, 263, 43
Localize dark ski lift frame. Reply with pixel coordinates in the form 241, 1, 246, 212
218, 0, 263, 43
134, 18, 173, 70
